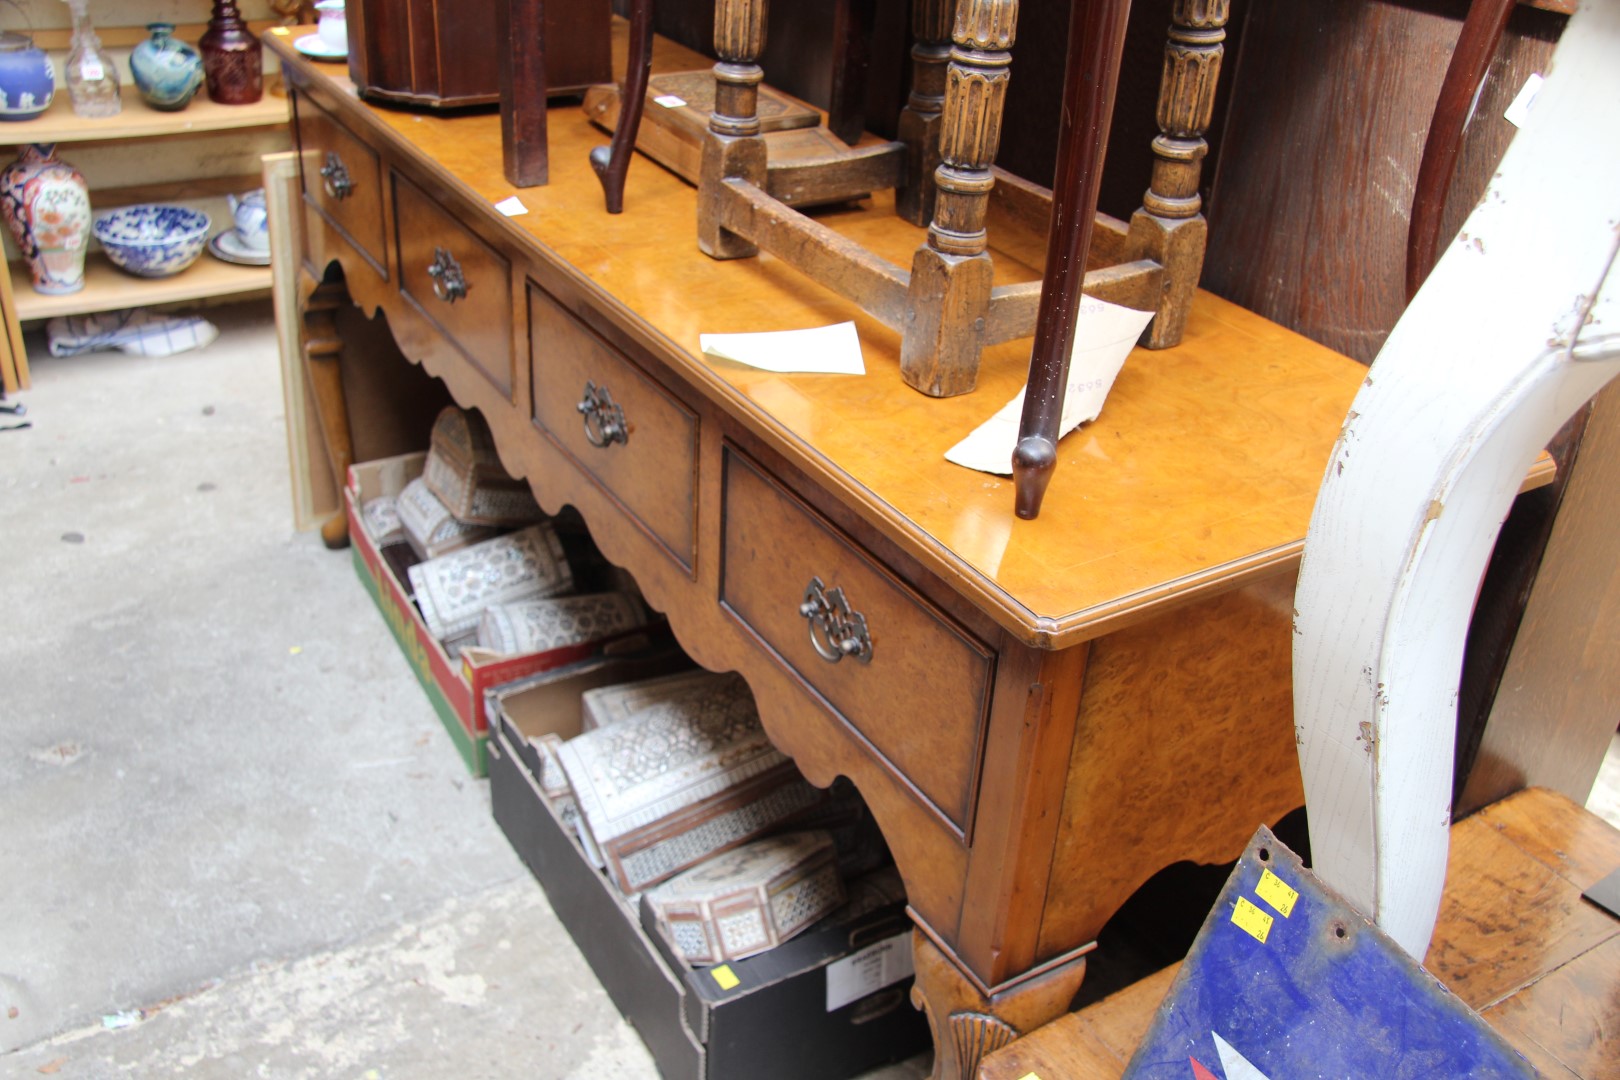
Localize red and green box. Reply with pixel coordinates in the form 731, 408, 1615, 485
347, 452, 619, 776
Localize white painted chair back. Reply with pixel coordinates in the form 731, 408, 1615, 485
1292, 0, 1620, 961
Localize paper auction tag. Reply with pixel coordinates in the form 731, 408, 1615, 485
1256, 868, 1299, 918
944, 296, 1154, 475
711, 964, 740, 991
1231, 896, 1274, 944
824, 932, 913, 1012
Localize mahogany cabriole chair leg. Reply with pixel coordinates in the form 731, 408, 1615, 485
1011, 0, 1132, 519
698, 0, 769, 258
895, 0, 953, 227
590, 0, 655, 213
898, 0, 1018, 398
1124, 0, 1228, 350
499, 0, 549, 188
1405, 0, 1515, 300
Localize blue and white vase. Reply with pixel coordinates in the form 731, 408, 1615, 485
0, 31, 56, 121
130, 23, 203, 112
0, 144, 91, 295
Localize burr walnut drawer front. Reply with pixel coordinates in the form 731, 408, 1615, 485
719, 447, 995, 837
528, 284, 698, 573
295, 95, 387, 279
391, 171, 515, 399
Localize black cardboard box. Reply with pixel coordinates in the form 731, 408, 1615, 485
487, 664, 931, 1079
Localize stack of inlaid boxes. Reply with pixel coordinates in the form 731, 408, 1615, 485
357, 405, 648, 659
537, 668, 905, 965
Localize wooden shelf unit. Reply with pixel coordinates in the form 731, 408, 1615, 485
0, 38, 292, 395
12, 251, 269, 323
6, 81, 289, 146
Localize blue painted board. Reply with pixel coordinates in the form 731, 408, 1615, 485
1122, 826, 1536, 1080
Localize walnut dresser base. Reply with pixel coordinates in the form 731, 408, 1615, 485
270, 24, 1372, 1080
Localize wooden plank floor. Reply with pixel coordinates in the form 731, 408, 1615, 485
980, 787, 1620, 1079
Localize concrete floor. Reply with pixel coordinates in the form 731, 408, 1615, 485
0, 301, 929, 1079
1, 300, 1615, 1078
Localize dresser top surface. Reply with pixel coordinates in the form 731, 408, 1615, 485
272, 28, 1371, 647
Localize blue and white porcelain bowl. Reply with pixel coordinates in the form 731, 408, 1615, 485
93, 204, 211, 277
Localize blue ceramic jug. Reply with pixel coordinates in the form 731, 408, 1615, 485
0, 30, 56, 121
130, 23, 203, 112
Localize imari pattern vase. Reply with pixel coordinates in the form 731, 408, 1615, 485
0, 144, 91, 295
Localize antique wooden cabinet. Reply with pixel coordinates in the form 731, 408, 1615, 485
269, 22, 1394, 1080
344, 0, 612, 109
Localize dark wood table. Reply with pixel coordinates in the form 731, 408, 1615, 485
269, 24, 1382, 1079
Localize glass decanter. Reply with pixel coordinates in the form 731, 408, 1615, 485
64, 0, 120, 118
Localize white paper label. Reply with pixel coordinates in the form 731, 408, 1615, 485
824, 932, 913, 1012
1504, 73, 1543, 129
494, 195, 529, 217
654, 94, 687, 108
80, 57, 105, 81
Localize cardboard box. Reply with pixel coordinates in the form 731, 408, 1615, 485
487, 667, 931, 1080
347, 452, 653, 775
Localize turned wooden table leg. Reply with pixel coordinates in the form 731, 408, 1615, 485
895, 0, 953, 226
911, 930, 1089, 1080
1125, 0, 1228, 350
698, 0, 769, 258
303, 278, 354, 549
900, 0, 1018, 398
591, 0, 655, 213
1012, 0, 1132, 520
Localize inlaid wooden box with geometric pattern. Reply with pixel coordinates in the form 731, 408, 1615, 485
645, 831, 845, 964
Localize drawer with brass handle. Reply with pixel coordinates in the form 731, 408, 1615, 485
719, 446, 995, 837
392, 170, 514, 398
295, 95, 387, 279
529, 283, 698, 572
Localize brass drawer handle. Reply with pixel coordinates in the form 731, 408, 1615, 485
799, 576, 873, 664
427, 247, 468, 303
577, 380, 628, 448
319, 151, 352, 200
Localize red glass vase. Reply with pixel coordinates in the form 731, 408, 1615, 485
199, 0, 263, 105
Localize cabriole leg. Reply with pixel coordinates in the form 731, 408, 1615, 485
910, 929, 1089, 1080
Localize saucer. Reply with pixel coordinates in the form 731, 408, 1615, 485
294, 35, 348, 61
207, 229, 272, 267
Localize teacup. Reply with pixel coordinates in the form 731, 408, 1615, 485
227, 189, 269, 254
315, 0, 348, 53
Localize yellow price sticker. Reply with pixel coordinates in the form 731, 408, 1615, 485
711, 964, 740, 991
1256, 868, 1299, 918
1016, 1073, 1044, 1080
1231, 896, 1274, 944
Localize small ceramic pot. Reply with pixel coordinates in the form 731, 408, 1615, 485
0, 31, 56, 121
93, 204, 211, 278
130, 23, 204, 112
315, 0, 348, 52
0, 144, 91, 294
227, 188, 268, 254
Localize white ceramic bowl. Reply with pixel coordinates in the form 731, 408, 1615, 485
93, 204, 211, 278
